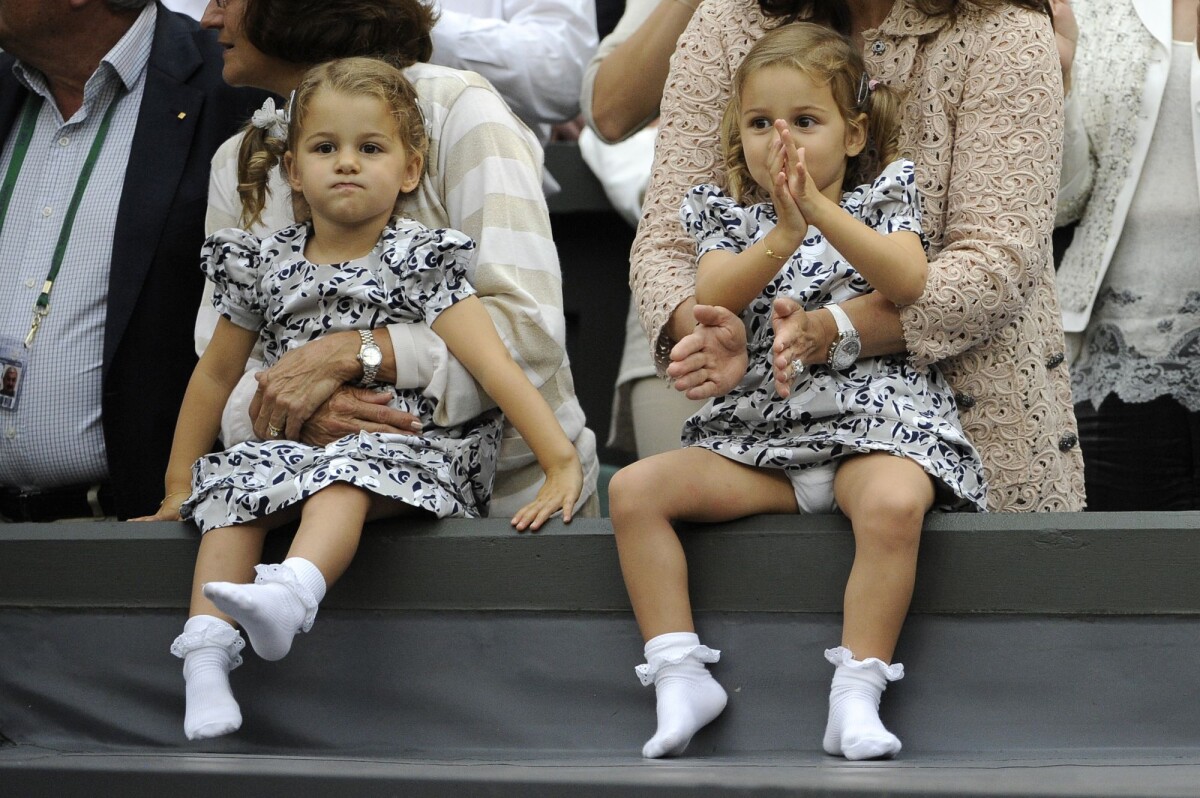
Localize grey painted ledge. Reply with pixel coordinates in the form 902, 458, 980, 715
2, 511, 1199, 614
5, 511, 1200, 798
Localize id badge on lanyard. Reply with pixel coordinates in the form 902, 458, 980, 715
0, 90, 122, 412
0, 337, 27, 411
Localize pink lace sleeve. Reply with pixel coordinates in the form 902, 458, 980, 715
629, 0, 764, 372
898, 6, 1063, 367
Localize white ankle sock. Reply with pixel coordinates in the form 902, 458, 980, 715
822, 646, 904, 760
203, 557, 326, 662
172, 615, 245, 740
636, 632, 727, 758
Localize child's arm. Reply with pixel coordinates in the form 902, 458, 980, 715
430, 296, 583, 532
776, 124, 928, 306
694, 130, 810, 314
134, 316, 258, 521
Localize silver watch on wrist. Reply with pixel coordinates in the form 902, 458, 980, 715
356, 329, 383, 385
825, 304, 861, 371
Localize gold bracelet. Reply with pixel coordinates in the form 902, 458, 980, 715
763, 243, 787, 261
159, 491, 190, 507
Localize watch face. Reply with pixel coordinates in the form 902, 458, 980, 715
361, 345, 383, 368
832, 337, 861, 370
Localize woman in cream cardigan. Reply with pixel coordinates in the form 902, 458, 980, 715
1055, 0, 1200, 510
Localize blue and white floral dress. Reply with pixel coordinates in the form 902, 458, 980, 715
181, 218, 503, 534
680, 159, 987, 511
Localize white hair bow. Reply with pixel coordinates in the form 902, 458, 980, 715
250, 97, 288, 139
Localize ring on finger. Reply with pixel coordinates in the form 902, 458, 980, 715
267, 422, 283, 438
789, 357, 804, 379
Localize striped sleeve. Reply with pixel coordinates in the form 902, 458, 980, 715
402, 66, 568, 428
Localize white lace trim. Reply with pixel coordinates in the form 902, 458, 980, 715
824, 646, 904, 681
254, 563, 319, 632
170, 624, 246, 669
634, 644, 721, 687
1073, 325, 1200, 412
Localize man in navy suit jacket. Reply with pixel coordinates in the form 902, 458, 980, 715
0, 1, 265, 520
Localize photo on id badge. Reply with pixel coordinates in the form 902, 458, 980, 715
0, 349, 25, 411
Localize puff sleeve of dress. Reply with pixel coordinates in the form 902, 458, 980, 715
200, 228, 267, 332
843, 159, 926, 242
378, 222, 479, 325
680, 184, 761, 257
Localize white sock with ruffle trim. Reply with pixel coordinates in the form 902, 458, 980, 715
173, 614, 245, 740
203, 557, 326, 662
637, 632, 727, 758
822, 646, 904, 760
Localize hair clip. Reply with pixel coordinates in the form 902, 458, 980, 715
856, 74, 879, 108
250, 97, 288, 139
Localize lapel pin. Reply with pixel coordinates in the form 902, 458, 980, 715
177, 112, 187, 120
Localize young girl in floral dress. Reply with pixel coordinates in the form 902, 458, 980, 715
608, 23, 985, 760
140, 57, 582, 740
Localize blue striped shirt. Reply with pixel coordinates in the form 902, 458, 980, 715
0, 4, 155, 489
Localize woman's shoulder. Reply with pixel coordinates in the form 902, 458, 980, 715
404, 62, 518, 123
403, 62, 541, 165
892, 0, 1051, 44
951, 0, 1053, 35
696, 0, 764, 24
696, 0, 765, 30
212, 129, 246, 166
684, 0, 769, 66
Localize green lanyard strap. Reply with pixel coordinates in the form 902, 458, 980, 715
0, 90, 124, 347
0, 95, 43, 232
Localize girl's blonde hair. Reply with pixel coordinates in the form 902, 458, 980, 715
719, 23, 904, 203
237, 57, 428, 227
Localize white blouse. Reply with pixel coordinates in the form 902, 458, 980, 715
1059, 0, 1200, 411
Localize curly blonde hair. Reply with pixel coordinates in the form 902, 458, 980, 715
237, 57, 428, 227
719, 22, 904, 203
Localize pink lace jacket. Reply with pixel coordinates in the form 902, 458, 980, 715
631, 0, 1085, 511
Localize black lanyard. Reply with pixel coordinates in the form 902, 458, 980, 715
0, 91, 124, 348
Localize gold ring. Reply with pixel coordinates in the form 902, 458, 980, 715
267, 423, 282, 437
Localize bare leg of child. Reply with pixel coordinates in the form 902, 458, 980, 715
204, 482, 373, 661
609, 448, 797, 758
823, 452, 934, 760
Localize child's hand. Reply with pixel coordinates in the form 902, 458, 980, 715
773, 121, 828, 223
511, 456, 583, 532
130, 491, 188, 522
767, 123, 809, 246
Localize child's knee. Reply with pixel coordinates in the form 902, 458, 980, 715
849, 485, 926, 547
608, 460, 666, 521
608, 465, 644, 520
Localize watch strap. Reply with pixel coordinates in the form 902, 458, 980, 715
826, 303, 854, 335
825, 304, 859, 370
